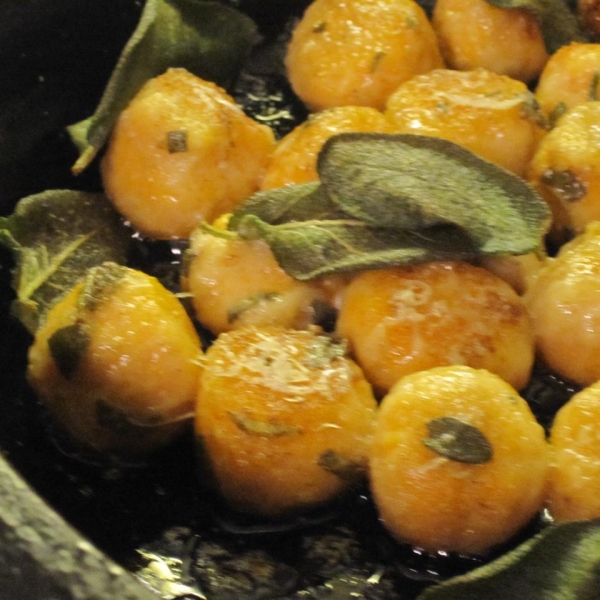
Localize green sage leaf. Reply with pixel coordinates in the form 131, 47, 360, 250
229, 134, 550, 280
418, 519, 600, 600
68, 0, 258, 173
484, 0, 589, 54
0, 190, 130, 333
229, 182, 348, 229
318, 133, 550, 256
234, 214, 483, 281
423, 417, 493, 464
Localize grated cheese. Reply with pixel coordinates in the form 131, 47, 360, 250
210, 329, 352, 399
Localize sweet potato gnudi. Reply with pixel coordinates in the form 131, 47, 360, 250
432, 0, 548, 83
260, 106, 391, 191
336, 261, 534, 395
183, 216, 330, 335
370, 365, 549, 555
535, 43, 600, 119
101, 68, 275, 239
195, 326, 377, 517
547, 381, 600, 522
526, 101, 600, 242
27, 262, 203, 455
525, 222, 600, 387
285, 0, 443, 112
385, 68, 545, 177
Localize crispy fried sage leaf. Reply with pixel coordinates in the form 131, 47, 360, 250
423, 417, 493, 464
229, 134, 549, 280
235, 215, 478, 280
0, 190, 130, 333
418, 519, 600, 600
319, 134, 550, 255
68, 0, 258, 173
229, 182, 348, 228
484, 0, 589, 53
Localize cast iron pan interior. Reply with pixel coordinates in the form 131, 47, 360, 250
0, 1, 579, 599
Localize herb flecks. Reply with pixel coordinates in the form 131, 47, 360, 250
228, 411, 302, 437
423, 416, 493, 464
227, 292, 282, 324
542, 169, 587, 202
520, 97, 548, 130
167, 130, 188, 153
590, 71, 600, 101
370, 51, 386, 73
548, 101, 568, 128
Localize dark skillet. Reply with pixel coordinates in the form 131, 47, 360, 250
0, 1, 579, 599
0, 3, 160, 597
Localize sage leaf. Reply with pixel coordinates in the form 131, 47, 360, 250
229, 182, 348, 229
318, 133, 551, 256
418, 519, 600, 600
423, 417, 493, 464
68, 0, 258, 173
234, 214, 478, 280
228, 133, 550, 280
0, 190, 130, 333
484, 0, 589, 53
